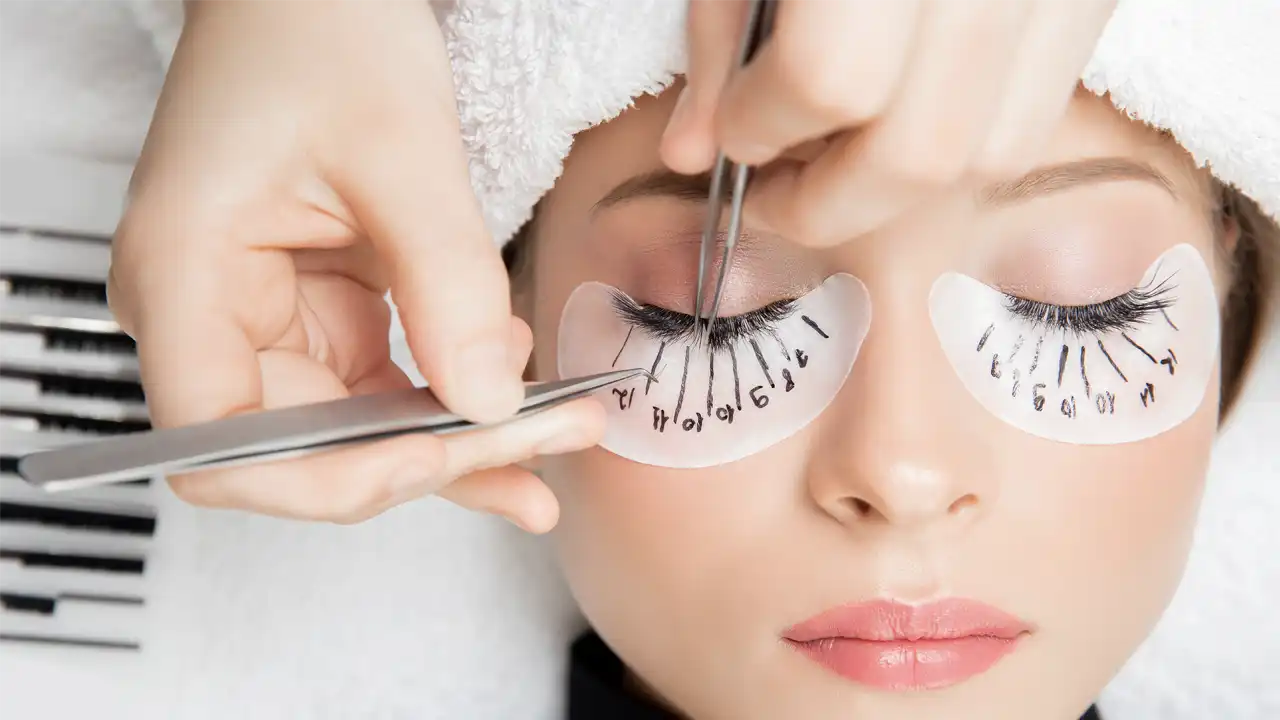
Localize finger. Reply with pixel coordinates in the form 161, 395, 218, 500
437, 396, 606, 479
435, 465, 561, 534
975, 0, 1118, 173
333, 109, 523, 426
167, 350, 446, 522
383, 395, 603, 529
752, 0, 1032, 246
123, 245, 296, 428
716, 0, 921, 166
292, 272, 395, 385
660, 0, 749, 173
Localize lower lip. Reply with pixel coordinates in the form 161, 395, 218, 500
786, 635, 1023, 691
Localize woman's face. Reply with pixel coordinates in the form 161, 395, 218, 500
519, 87, 1230, 720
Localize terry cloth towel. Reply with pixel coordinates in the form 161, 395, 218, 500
0, 1, 1274, 719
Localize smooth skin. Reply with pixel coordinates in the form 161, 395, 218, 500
108, 0, 1113, 528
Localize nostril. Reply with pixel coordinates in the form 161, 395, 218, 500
948, 493, 980, 515
851, 498, 874, 517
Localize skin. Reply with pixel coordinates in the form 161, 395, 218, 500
515, 87, 1234, 720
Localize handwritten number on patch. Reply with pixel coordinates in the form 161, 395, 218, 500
612, 387, 635, 410
749, 385, 770, 409
682, 413, 705, 432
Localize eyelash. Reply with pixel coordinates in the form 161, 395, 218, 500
608, 290, 797, 351
1002, 273, 1178, 334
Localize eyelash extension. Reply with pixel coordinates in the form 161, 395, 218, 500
608, 290, 797, 351
1002, 273, 1178, 335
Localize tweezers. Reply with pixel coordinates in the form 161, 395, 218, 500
692, 0, 780, 340
16, 367, 652, 493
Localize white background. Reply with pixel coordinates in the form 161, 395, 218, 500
1, 2, 1276, 718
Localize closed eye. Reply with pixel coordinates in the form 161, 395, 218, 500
608, 290, 797, 351
1002, 274, 1177, 335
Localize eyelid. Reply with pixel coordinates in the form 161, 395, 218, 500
1002, 278, 1177, 335
609, 291, 798, 351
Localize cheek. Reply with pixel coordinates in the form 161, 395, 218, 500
541, 439, 811, 645
1000, 375, 1217, 663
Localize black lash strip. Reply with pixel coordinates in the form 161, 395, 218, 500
1003, 273, 1178, 335
608, 290, 798, 351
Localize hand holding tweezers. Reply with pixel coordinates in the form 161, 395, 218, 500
692, 0, 780, 340
17, 367, 650, 492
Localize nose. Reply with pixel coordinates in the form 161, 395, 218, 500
805, 278, 995, 531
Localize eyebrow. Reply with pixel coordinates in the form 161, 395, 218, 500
592, 157, 1177, 213
977, 158, 1177, 207
593, 170, 716, 211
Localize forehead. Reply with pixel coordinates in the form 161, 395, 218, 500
547, 86, 1211, 217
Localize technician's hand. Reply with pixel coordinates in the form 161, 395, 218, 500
109, 0, 592, 529
662, 0, 1117, 245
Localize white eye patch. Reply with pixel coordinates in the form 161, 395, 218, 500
929, 244, 1218, 445
557, 274, 871, 468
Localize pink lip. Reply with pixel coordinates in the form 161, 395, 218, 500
782, 599, 1031, 691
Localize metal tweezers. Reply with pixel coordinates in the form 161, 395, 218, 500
16, 367, 651, 492
692, 0, 779, 340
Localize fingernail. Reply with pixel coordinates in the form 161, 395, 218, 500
455, 338, 523, 422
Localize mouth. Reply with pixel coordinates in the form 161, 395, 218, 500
781, 598, 1032, 691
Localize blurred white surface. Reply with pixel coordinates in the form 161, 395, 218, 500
1101, 319, 1280, 719
1, 2, 1277, 719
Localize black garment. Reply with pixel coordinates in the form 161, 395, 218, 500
568, 631, 1103, 720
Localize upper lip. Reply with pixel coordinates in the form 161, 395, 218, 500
782, 598, 1031, 644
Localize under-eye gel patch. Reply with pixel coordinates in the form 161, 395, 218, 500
557, 274, 871, 468
929, 244, 1218, 445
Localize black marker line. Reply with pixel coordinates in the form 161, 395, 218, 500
706, 352, 716, 417
611, 327, 634, 368
750, 338, 775, 388
1080, 345, 1091, 399
1008, 334, 1025, 362
775, 336, 791, 361
1161, 309, 1179, 331
1057, 344, 1069, 388
976, 323, 995, 352
645, 342, 666, 394
1123, 333, 1158, 364
1097, 339, 1128, 382
730, 345, 742, 411
802, 315, 830, 339
1029, 335, 1044, 375
673, 346, 691, 424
